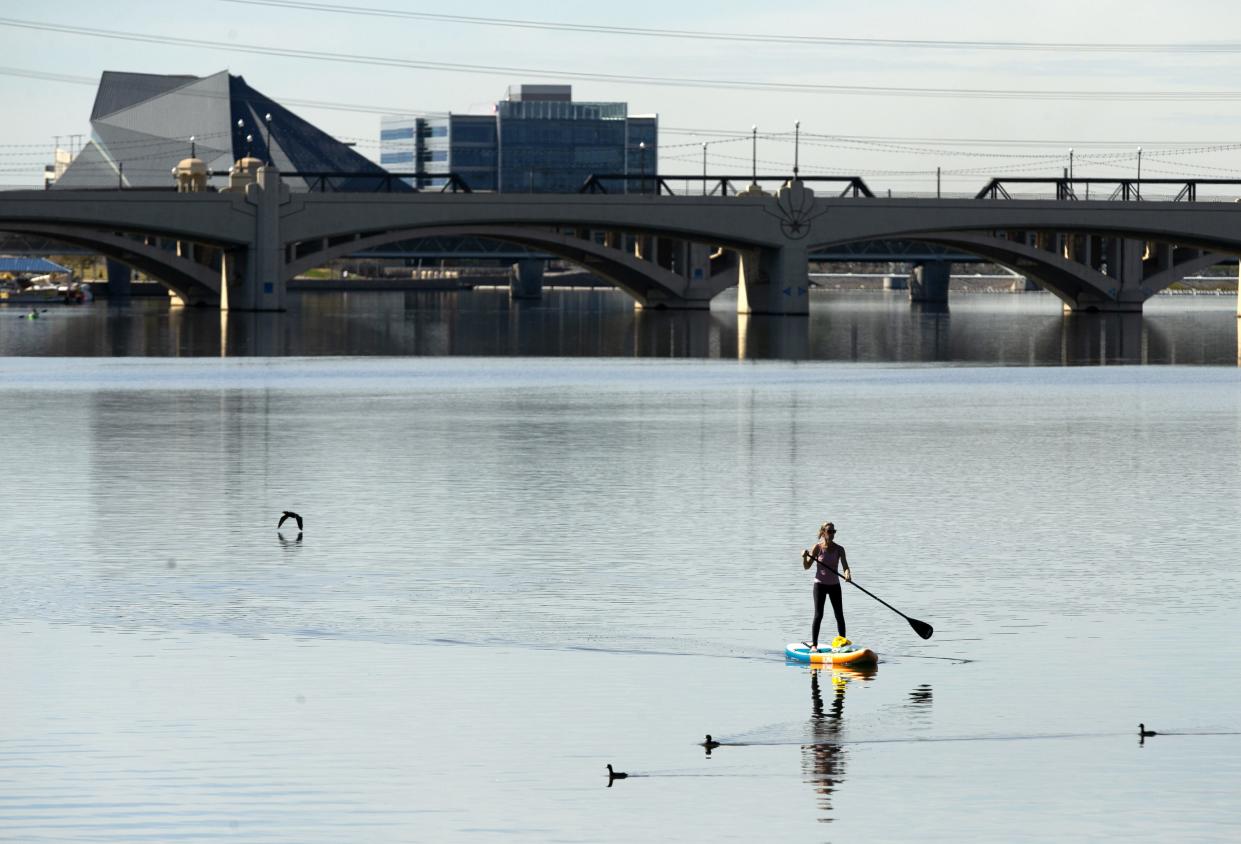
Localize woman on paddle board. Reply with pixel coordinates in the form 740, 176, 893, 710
802, 521, 852, 652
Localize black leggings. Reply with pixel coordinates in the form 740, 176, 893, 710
812, 582, 846, 645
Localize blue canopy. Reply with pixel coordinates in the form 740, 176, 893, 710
0, 256, 71, 274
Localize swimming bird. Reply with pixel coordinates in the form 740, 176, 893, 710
1139, 724, 1157, 738
277, 511, 303, 531
606, 764, 627, 780
701, 735, 721, 751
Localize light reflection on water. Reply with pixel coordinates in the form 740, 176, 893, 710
1, 350, 1240, 839
0, 288, 1237, 364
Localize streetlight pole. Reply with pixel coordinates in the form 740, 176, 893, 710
793, 120, 800, 180
236, 119, 245, 161
702, 142, 707, 195
639, 141, 646, 194
264, 112, 273, 165
751, 124, 758, 185
1136, 146, 1142, 200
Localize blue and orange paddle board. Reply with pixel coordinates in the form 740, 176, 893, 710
785, 641, 878, 667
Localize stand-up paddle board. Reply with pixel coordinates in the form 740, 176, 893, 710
785, 641, 878, 667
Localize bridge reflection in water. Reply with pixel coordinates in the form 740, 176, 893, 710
0, 290, 1236, 365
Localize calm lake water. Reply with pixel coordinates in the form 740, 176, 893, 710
0, 288, 1237, 364
2, 291, 1240, 841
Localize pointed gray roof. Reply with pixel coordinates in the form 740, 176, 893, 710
90, 71, 199, 121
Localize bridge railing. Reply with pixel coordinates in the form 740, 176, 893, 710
578, 174, 875, 198
206, 171, 473, 193
976, 177, 1241, 202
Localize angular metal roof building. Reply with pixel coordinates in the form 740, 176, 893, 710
55, 70, 397, 191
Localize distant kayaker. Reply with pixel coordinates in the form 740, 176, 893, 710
802, 521, 852, 653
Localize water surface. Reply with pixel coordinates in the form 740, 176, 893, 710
1, 289, 1237, 364
2, 306, 1240, 841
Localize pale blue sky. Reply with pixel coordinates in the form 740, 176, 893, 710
4, 0, 1241, 191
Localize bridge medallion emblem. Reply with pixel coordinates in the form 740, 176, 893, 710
763, 180, 826, 241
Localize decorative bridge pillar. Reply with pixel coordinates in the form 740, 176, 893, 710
221, 160, 288, 312
736, 179, 816, 315
168, 151, 214, 307
736, 244, 810, 315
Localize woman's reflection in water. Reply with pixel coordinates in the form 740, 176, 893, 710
802, 666, 873, 823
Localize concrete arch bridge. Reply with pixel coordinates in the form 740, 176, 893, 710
2, 167, 1239, 314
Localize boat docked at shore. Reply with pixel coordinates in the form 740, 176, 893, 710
0, 279, 93, 304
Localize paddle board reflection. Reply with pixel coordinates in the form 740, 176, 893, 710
803, 666, 874, 822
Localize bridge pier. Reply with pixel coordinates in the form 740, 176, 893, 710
510, 258, 544, 299
883, 261, 908, 290
909, 261, 951, 305
685, 242, 712, 291
104, 258, 132, 302
736, 244, 809, 315
1060, 238, 1146, 313
625, 235, 717, 310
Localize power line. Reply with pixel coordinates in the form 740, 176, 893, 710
5, 64, 1241, 154
662, 127, 1241, 148
0, 66, 446, 119
6, 17, 1241, 101
220, 0, 1241, 55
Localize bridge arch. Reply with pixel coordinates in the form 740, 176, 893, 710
805, 202, 1241, 257
0, 222, 223, 306
810, 230, 1233, 311
285, 224, 735, 308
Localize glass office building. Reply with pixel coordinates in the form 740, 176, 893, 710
380, 114, 497, 191
380, 85, 657, 192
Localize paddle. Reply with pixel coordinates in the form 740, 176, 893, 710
805, 550, 934, 639
843, 576, 934, 640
